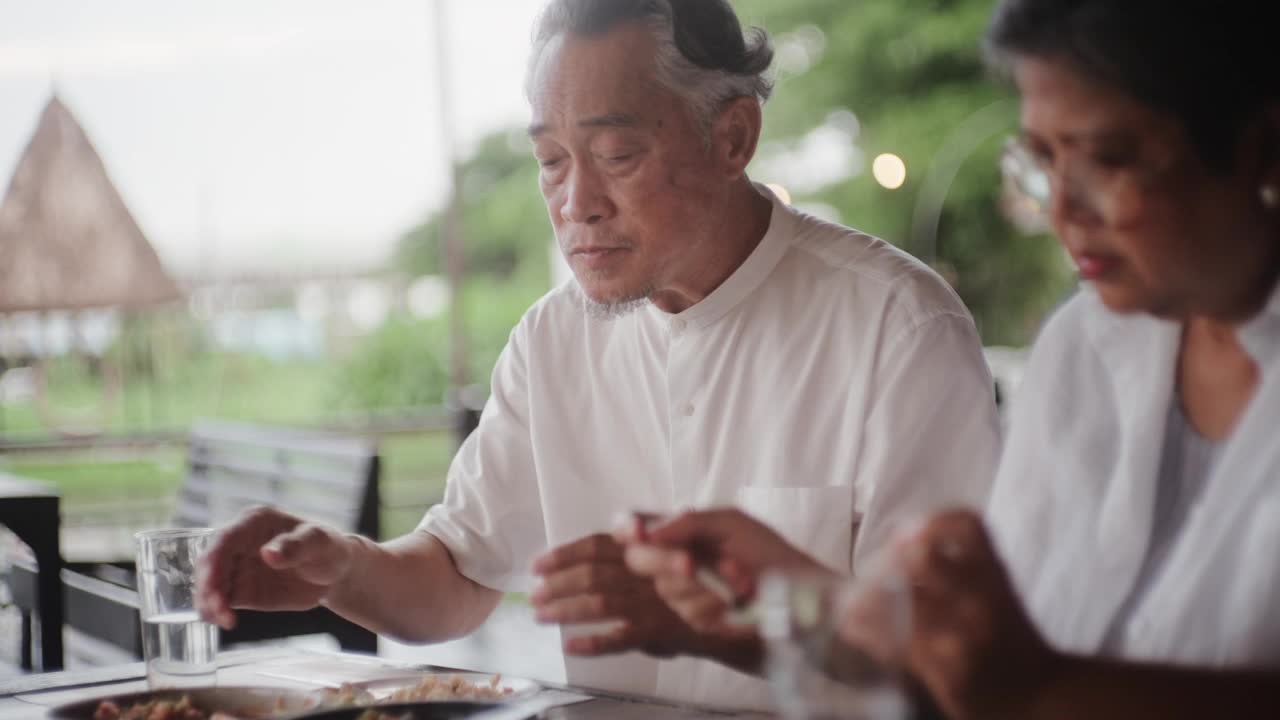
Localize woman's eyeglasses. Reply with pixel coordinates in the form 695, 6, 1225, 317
1000, 135, 1165, 228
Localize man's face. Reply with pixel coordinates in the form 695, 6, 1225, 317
528, 24, 725, 310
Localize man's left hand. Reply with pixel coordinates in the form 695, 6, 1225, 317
531, 533, 701, 658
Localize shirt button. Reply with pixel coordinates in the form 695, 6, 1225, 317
681, 403, 695, 417
672, 318, 686, 333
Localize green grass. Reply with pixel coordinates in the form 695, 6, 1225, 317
379, 431, 455, 537
0, 354, 338, 436
0, 337, 470, 538
2, 450, 185, 505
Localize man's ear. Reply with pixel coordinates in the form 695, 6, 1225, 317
709, 96, 763, 180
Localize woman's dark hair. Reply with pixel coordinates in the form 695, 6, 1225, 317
986, 0, 1279, 172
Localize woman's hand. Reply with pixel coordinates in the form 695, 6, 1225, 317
883, 509, 1063, 720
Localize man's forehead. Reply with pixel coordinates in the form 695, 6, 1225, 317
527, 26, 667, 137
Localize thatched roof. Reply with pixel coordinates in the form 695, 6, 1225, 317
0, 96, 181, 312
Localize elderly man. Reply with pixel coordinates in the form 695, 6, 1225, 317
195, 0, 999, 709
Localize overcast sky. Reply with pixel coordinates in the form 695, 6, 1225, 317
0, 0, 546, 275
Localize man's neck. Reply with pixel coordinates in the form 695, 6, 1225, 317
648, 181, 774, 314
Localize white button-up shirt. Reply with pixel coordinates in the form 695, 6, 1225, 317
422, 191, 1001, 709
988, 284, 1280, 666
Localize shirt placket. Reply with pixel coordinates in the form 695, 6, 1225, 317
659, 314, 704, 702
666, 315, 700, 510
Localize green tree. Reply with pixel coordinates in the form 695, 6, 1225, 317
736, 0, 1072, 344
388, 130, 552, 404
395, 131, 549, 282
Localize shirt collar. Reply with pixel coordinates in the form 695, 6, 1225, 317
648, 185, 794, 332
1083, 276, 1280, 373
1237, 278, 1280, 366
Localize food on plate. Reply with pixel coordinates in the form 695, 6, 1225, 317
385, 674, 513, 702
315, 674, 514, 708
89, 691, 303, 720
92, 695, 239, 720
314, 683, 377, 707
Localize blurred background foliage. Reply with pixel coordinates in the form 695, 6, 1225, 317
732, 0, 1072, 344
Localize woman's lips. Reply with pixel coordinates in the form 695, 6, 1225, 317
1074, 252, 1120, 280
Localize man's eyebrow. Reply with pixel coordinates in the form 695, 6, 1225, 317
528, 113, 641, 138
580, 112, 640, 129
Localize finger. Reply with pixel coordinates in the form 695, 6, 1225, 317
193, 553, 237, 630
530, 562, 634, 605
902, 510, 1003, 592
260, 524, 326, 568
195, 519, 272, 630
894, 529, 945, 594
611, 511, 663, 545
563, 623, 637, 656
533, 534, 624, 574
644, 509, 744, 547
623, 544, 693, 579
260, 526, 349, 590
919, 510, 993, 565
654, 573, 720, 603
666, 590, 732, 632
610, 513, 641, 545
534, 593, 621, 625
716, 558, 758, 601
839, 581, 911, 666
902, 568, 979, 656
205, 506, 296, 582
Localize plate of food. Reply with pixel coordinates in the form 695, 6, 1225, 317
286, 701, 516, 720
312, 673, 538, 708
50, 686, 321, 720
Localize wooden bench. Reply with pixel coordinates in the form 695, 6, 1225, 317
10, 419, 382, 667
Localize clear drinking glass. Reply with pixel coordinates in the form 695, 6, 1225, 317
135, 528, 219, 688
759, 569, 911, 720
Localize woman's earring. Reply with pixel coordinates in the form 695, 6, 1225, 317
1262, 184, 1280, 209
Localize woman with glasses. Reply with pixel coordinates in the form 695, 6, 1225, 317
618, 1, 1280, 717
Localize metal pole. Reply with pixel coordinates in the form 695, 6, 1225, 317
431, 0, 476, 448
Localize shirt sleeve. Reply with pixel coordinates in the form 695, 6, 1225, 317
851, 312, 1002, 568
418, 323, 546, 593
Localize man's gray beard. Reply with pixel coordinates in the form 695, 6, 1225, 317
574, 282, 652, 321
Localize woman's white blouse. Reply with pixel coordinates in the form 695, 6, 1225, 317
987, 285, 1280, 665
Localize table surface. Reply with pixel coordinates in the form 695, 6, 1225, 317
0, 648, 773, 719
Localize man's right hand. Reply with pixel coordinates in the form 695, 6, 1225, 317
619, 508, 832, 633
194, 506, 357, 630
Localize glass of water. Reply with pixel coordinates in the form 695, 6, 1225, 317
135, 528, 219, 688
759, 569, 911, 720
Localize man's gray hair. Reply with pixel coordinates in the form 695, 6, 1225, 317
527, 0, 774, 136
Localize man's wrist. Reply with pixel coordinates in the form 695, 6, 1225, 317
319, 532, 370, 610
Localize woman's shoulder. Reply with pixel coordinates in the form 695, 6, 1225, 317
1001, 290, 1144, 450
1024, 288, 1157, 374
1019, 290, 1107, 384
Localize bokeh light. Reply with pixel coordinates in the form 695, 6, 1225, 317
872, 153, 907, 189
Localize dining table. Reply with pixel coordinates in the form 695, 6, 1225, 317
0, 647, 774, 719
